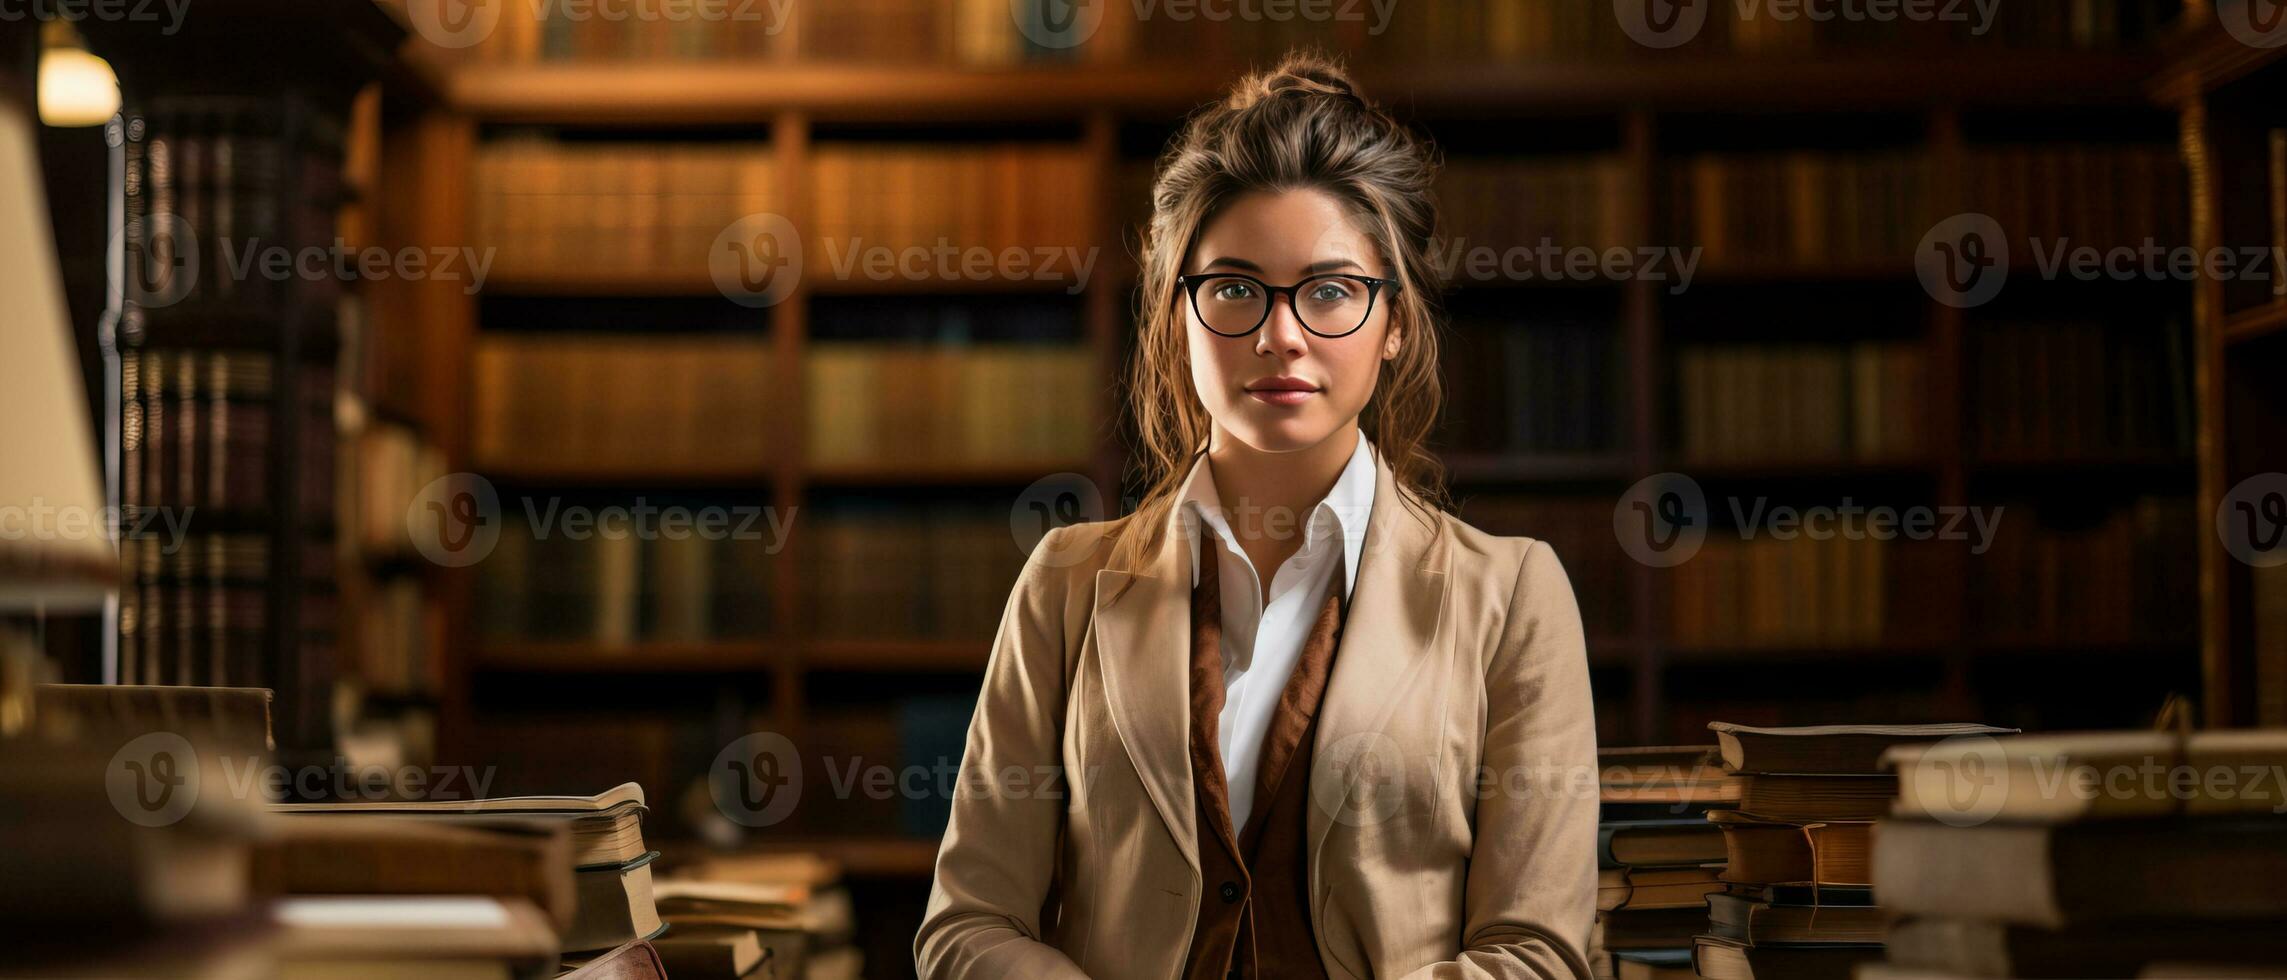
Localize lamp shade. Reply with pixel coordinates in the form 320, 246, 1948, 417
0, 98, 115, 611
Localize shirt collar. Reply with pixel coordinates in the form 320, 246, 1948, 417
1177, 433, 1377, 600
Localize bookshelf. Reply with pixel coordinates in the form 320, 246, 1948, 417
82, 1, 418, 766
364, 5, 2207, 950
2156, 6, 2287, 728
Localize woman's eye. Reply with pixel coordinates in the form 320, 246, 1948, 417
1309, 282, 1355, 302
1212, 283, 1256, 301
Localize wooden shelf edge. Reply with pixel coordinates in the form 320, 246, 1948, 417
2224, 301, 2287, 346
442, 54, 2166, 124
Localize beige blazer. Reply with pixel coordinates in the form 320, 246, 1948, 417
916, 452, 1600, 980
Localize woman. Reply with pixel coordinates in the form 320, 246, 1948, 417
917, 53, 1599, 980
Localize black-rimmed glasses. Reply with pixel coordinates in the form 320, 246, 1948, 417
1176, 272, 1400, 339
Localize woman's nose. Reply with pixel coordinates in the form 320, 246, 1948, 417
1255, 294, 1310, 357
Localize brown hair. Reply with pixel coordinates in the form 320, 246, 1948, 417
1110, 50, 1451, 574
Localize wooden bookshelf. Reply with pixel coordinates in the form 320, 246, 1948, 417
359, 10, 2218, 928
2161, 5, 2287, 729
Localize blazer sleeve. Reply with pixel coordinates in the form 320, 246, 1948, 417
914, 525, 1092, 980
1397, 539, 1601, 980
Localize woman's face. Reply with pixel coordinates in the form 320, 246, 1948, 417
1184, 187, 1402, 455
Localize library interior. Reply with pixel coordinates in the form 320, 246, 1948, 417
3, 1, 2287, 978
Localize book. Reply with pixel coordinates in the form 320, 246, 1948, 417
558, 938, 669, 980
248, 814, 577, 935
1735, 773, 1894, 823
1691, 934, 1883, 980
1705, 885, 1883, 945
34, 683, 275, 756
1706, 810, 1873, 886
271, 782, 649, 868
1886, 730, 2287, 823
1885, 916, 2287, 978
1600, 866, 1726, 912
1708, 722, 2019, 776
1600, 818, 1727, 868
1870, 817, 2287, 926
1613, 948, 1695, 980
651, 923, 771, 980
271, 896, 559, 980
569, 852, 668, 952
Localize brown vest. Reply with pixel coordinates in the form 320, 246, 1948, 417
1181, 545, 1344, 980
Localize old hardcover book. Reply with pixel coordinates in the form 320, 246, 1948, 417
1708, 722, 2018, 775
1871, 817, 2287, 927
1886, 916, 2287, 978
1885, 730, 2287, 823
270, 782, 648, 868
1691, 935, 1881, 980
1707, 810, 1872, 886
249, 814, 575, 934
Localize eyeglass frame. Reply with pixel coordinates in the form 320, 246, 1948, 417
1175, 271, 1403, 339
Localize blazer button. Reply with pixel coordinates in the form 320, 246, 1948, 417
1219, 881, 1242, 903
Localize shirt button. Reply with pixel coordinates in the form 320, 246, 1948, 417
1219, 881, 1242, 903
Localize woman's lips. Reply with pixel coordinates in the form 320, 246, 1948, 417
1244, 383, 1318, 406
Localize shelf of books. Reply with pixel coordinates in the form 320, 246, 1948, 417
2162, 14, 2287, 729
359, 13, 2217, 958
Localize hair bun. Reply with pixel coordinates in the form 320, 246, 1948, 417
1230, 51, 1368, 110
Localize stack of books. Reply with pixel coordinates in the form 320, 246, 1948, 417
1591, 746, 1741, 980
1692, 722, 2017, 980
654, 851, 862, 980
1869, 730, 2287, 978
271, 783, 664, 956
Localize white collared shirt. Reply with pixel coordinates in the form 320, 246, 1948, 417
1177, 432, 1375, 833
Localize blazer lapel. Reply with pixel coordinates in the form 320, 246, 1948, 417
1092, 460, 1211, 878
1307, 451, 1451, 893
